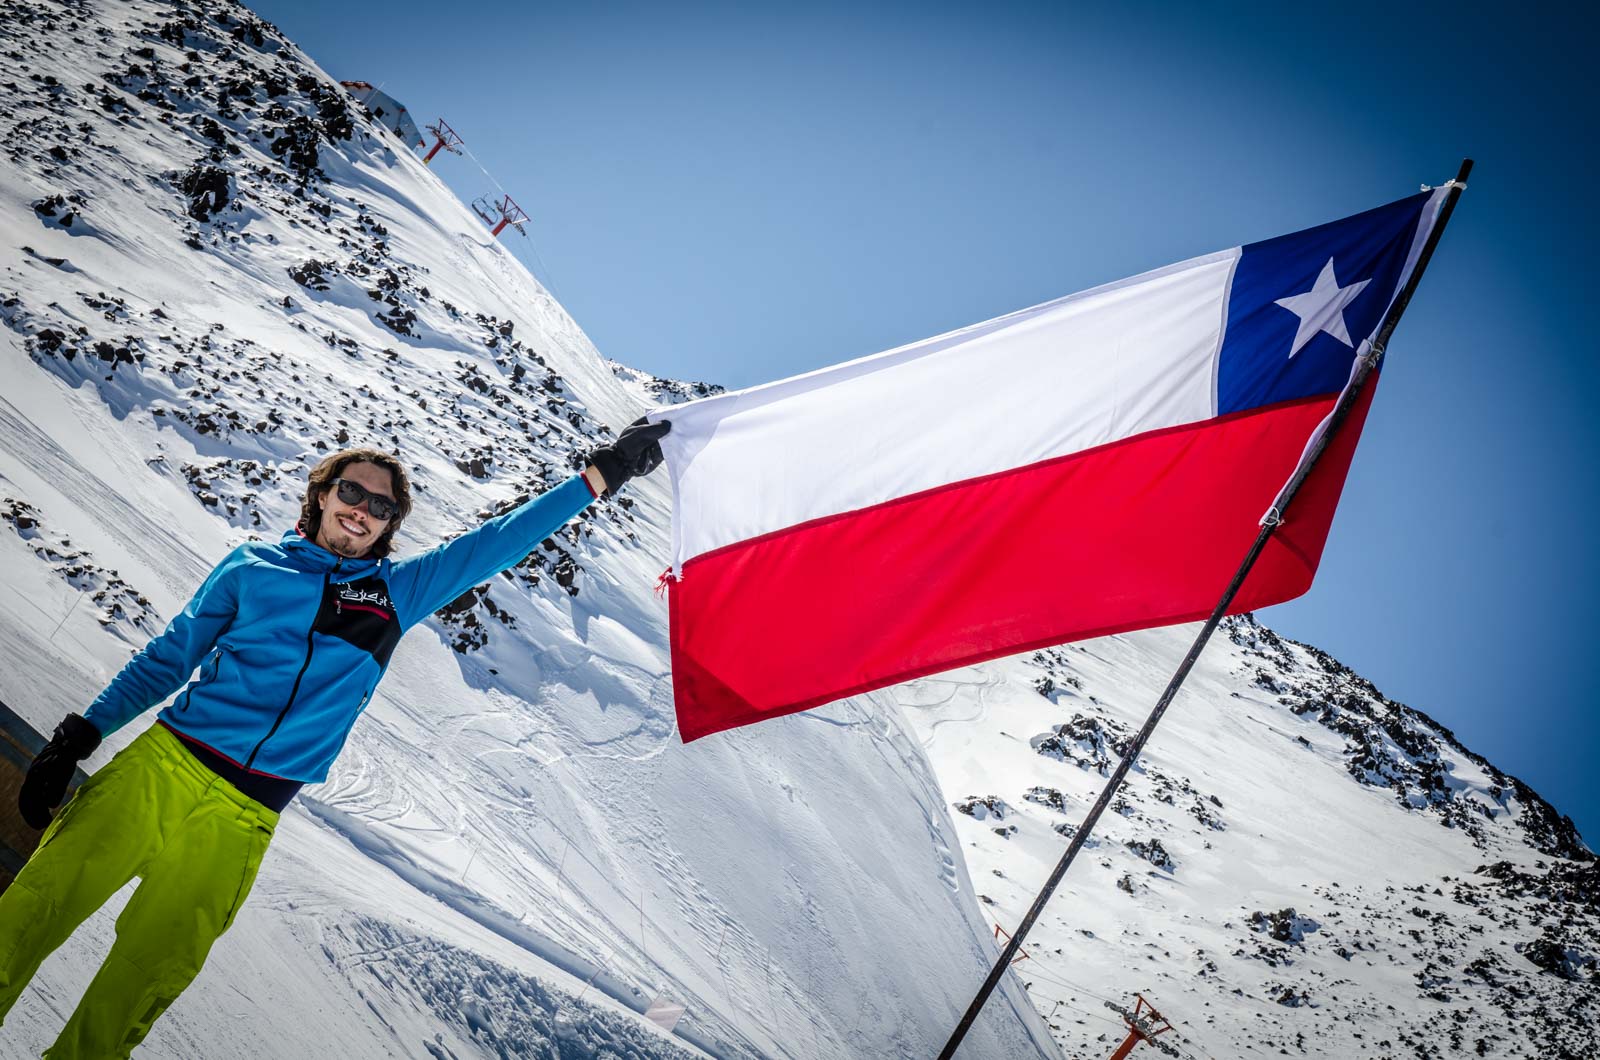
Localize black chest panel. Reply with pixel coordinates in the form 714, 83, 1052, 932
314, 575, 402, 665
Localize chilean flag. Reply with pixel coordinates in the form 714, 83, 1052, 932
652, 188, 1449, 742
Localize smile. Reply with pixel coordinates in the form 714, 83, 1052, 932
337, 516, 366, 536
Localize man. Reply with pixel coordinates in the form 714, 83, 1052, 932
0, 418, 670, 1057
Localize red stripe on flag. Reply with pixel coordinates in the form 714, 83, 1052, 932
669, 384, 1378, 742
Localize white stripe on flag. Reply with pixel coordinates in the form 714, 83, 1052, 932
652, 248, 1239, 570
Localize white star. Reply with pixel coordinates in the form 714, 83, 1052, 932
1274, 258, 1371, 359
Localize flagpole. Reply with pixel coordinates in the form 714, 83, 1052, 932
937, 159, 1473, 1060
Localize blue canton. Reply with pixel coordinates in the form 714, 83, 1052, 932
1217, 192, 1430, 416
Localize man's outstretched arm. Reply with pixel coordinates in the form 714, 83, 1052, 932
390, 419, 670, 626
388, 473, 599, 626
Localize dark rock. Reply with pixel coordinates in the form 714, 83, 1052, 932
1249, 908, 1319, 945
31, 328, 66, 355
953, 795, 1007, 821
1023, 786, 1068, 813
1030, 713, 1130, 775
376, 306, 417, 337
270, 115, 322, 183
288, 258, 334, 291
1127, 837, 1175, 871
176, 162, 231, 222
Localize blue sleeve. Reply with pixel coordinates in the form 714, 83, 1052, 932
389, 474, 596, 627
84, 546, 246, 736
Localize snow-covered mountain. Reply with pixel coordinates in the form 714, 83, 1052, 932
0, 1, 1051, 1057
901, 617, 1594, 1059
0, 2, 1591, 1059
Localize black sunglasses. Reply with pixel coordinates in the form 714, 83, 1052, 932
329, 478, 400, 521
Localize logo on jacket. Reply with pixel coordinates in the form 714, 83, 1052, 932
337, 586, 393, 612
317, 577, 401, 665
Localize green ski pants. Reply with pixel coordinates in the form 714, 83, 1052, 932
0, 723, 278, 1057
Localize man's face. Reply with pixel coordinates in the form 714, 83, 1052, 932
314, 460, 396, 559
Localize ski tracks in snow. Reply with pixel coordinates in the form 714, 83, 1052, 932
307, 690, 781, 1058
299, 790, 768, 1059
0, 394, 213, 593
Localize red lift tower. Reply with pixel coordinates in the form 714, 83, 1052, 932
470, 194, 529, 239
1102, 994, 1179, 1060
992, 924, 1032, 966
422, 118, 463, 164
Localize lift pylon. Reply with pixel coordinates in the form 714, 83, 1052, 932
422, 118, 463, 164
992, 924, 1031, 966
470, 193, 528, 239
1103, 994, 1180, 1060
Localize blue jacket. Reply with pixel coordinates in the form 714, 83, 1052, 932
85, 474, 596, 782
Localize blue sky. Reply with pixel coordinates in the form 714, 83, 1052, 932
247, 0, 1598, 844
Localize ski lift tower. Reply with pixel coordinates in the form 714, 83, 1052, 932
1102, 995, 1180, 1060
422, 118, 463, 164
470, 194, 529, 239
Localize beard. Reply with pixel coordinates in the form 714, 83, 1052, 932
318, 516, 376, 558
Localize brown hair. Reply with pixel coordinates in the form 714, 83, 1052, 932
299, 447, 413, 558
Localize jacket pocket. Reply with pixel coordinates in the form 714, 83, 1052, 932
178, 650, 225, 712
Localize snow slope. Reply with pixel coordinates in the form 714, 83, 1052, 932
0, 0, 1053, 1056
900, 618, 1595, 1059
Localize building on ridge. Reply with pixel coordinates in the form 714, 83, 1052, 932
340, 80, 424, 150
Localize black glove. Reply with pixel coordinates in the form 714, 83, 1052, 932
19, 712, 100, 829
588, 417, 671, 496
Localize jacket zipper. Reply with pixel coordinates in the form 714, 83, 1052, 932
246, 560, 338, 770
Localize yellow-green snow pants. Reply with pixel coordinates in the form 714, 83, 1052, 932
0, 723, 277, 1058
